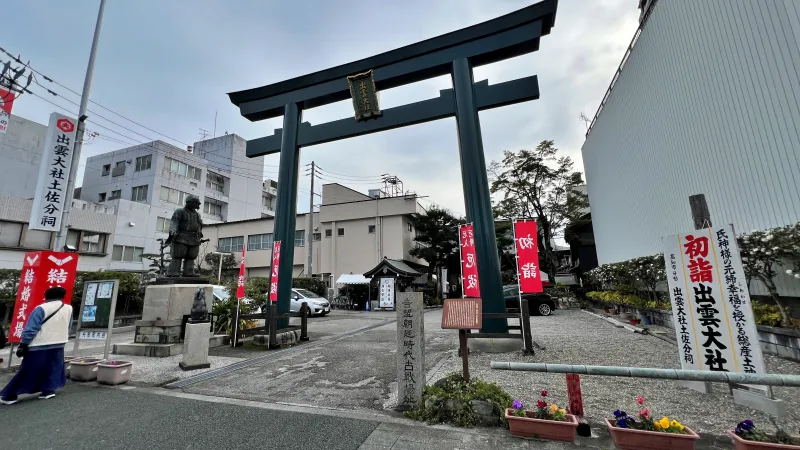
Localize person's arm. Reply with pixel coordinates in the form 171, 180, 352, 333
21, 306, 45, 345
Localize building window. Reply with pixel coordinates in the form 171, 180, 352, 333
338, 228, 345, 236
262, 195, 274, 209
218, 236, 244, 253
109, 190, 121, 200
295, 230, 305, 247
25, 229, 51, 249
101, 164, 110, 176
131, 185, 148, 202
408, 223, 413, 232
247, 233, 273, 251
325, 229, 332, 238
156, 217, 170, 233
165, 157, 202, 180
67, 230, 107, 253
159, 186, 189, 205
312, 232, 321, 241
111, 245, 144, 262
112, 161, 126, 177
98, 193, 106, 202
203, 202, 222, 217
190, 182, 197, 188
135, 154, 152, 172
0, 221, 23, 247
206, 172, 225, 193
368, 225, 376, 234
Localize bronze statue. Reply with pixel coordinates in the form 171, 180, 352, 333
190, 287, 209, 322
163, 195, 204, 277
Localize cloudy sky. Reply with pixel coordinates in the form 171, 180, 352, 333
6, 0, 639, 215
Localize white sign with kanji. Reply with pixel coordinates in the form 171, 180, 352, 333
29, 113, 78, 232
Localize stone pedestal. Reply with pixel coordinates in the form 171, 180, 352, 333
395, 292, 424, 411
115, 281, 212, 358
179, 321, 211, 371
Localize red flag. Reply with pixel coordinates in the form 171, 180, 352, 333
9, 251, 79, 344
236, 247, 246, 299
269, 241, 282, 302
514, 220, 543, 293
459, 224, 481, 298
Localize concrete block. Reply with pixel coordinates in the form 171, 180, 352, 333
776, 344, 800, 362
113, 343, 183, 358
761, 342, 779, 356
733, 388, 787, 417
467, 338, 523, 353
142, 284, 212, 322
180, 322, 210, 371
209, 334, 229, 348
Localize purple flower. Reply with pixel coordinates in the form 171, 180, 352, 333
616, 419, 629, 428
512, 400, 524, 410
613, 409, 627, 418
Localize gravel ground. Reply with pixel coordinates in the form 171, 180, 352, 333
430, 308, 800, 437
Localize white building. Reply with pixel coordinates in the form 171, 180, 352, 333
581, 0, 800, 296
0, 114, 48, 198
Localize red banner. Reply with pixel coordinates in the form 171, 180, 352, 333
8, 251, 79, 343
0, 87, 15, 134
514, 220, 543, 293
269, 241, 281, 302
236, 247, 246, 299
459, 224, 481, 298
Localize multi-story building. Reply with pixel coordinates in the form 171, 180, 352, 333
581, 0, 800, 297
0, 114, 48, 199
203, 183, 427, 288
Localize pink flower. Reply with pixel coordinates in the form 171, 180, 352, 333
536, 400, 547, 409
541, 390, 548, 397
636, 396, 644, 405
639, 408, 650, 419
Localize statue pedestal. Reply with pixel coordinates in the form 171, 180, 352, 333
113, 281, 212, 358
179, 321, 211, 371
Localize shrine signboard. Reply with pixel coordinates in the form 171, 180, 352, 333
441, 298, 482, 330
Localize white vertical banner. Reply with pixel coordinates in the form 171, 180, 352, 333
379, 277, 395, 309
663, 225, 766, 391
29, 113, 78, 232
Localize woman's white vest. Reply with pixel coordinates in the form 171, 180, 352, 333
30, 301, 73, 348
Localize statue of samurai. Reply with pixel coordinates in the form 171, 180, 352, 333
163, 195, 204, 277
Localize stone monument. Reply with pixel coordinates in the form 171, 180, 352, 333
395, 292, 424, 411
180, 287, 212, 371
114, 195, 215, 358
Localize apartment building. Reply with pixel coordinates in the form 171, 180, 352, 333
203, 183, 427, 288
0, 114, 48, 199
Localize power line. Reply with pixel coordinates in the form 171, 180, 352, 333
315, 165, 387, 180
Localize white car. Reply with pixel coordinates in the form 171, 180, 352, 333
212, 285, 260, 314
291, 288, 330, 316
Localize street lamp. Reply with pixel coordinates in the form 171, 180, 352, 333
210, 251, 232, 284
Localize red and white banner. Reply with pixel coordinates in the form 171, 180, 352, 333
8, 251, 79, 343
514, 220, 543, 293
459, 224, 480, 298
0, 87, 15, 134
236, 247, 246, 299
269, 241, 282, 302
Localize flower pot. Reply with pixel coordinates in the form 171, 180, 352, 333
628, 318, 642, 326
606, 419, 700, 450
97, 361, 133, 386
604, 307, 611, 313
505, 409, 578, 442
609, 308, 618, 315
728, 431, 800, 450
69, 358, 104, 382
64, 356, 75, 378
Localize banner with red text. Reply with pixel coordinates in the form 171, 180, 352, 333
236, 247, 246, 299
459, 224, 480, 298
0, 86, 15, 134
269, 241, 282, 302
514, 220, 543, 293
8, 251, 79, 343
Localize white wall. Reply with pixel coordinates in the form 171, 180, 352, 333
582, 0, 800, 297
0, 114, 47, 199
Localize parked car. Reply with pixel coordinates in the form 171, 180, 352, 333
502, 284, 555, 316
212, 285, 260, 314
291, 288, 330, 316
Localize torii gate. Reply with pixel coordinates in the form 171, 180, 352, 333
227, 0, 558, 332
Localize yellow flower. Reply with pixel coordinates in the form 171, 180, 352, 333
659, 417, 670, 429
671, 420, 685, 431
559, 409, 566, 415
550, 404, 559, 412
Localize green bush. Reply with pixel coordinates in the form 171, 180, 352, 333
405, 373, 513, 428
586, 291, 670, 310
752, 301, 800, 329
212, 295, 255, 334
292, 277, 327, 297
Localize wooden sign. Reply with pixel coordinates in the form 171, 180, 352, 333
442, 298, 482, 330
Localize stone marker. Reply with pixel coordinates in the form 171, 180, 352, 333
396, 292, 424, 411
180, 322, 211, 371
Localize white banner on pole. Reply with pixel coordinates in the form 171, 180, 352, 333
663, 224, 766, 392
379, 277, 395, 309
29, 113, 78, 232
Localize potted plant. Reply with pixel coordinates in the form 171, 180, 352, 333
69, 358, 104, 382
607, 396, 700, 450
505, 391, 579, 442
729, 420, 800, 449
628, 317, 642, 326
97, 360, 134, 386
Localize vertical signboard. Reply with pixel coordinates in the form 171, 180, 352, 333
663, 225, 766, 384
513, 220, 543, 293
8, 251, 79, 343
73, 280, 119, 360
459, 224, 480, 298
0, 86, 15, 134
29, 113, 78, 232
269, 241, 282, 302
379, 277, 395, 309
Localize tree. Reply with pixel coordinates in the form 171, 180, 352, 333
490, 140, 588, 279
410, 206, 464, 277
204, 252, 237, 283
142, 253, 171, 279
0, 269, 21, 325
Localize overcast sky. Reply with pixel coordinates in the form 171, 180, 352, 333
6, 0, 639, 215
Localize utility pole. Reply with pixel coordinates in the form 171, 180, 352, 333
307, 161, 315, 277
55, 0, 106, 251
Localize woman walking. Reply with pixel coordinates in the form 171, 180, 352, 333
1, 287, 73, 404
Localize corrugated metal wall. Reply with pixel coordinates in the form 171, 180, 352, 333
582, 0, 800, 296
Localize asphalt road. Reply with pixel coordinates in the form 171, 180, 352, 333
0, 384, 378, 450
